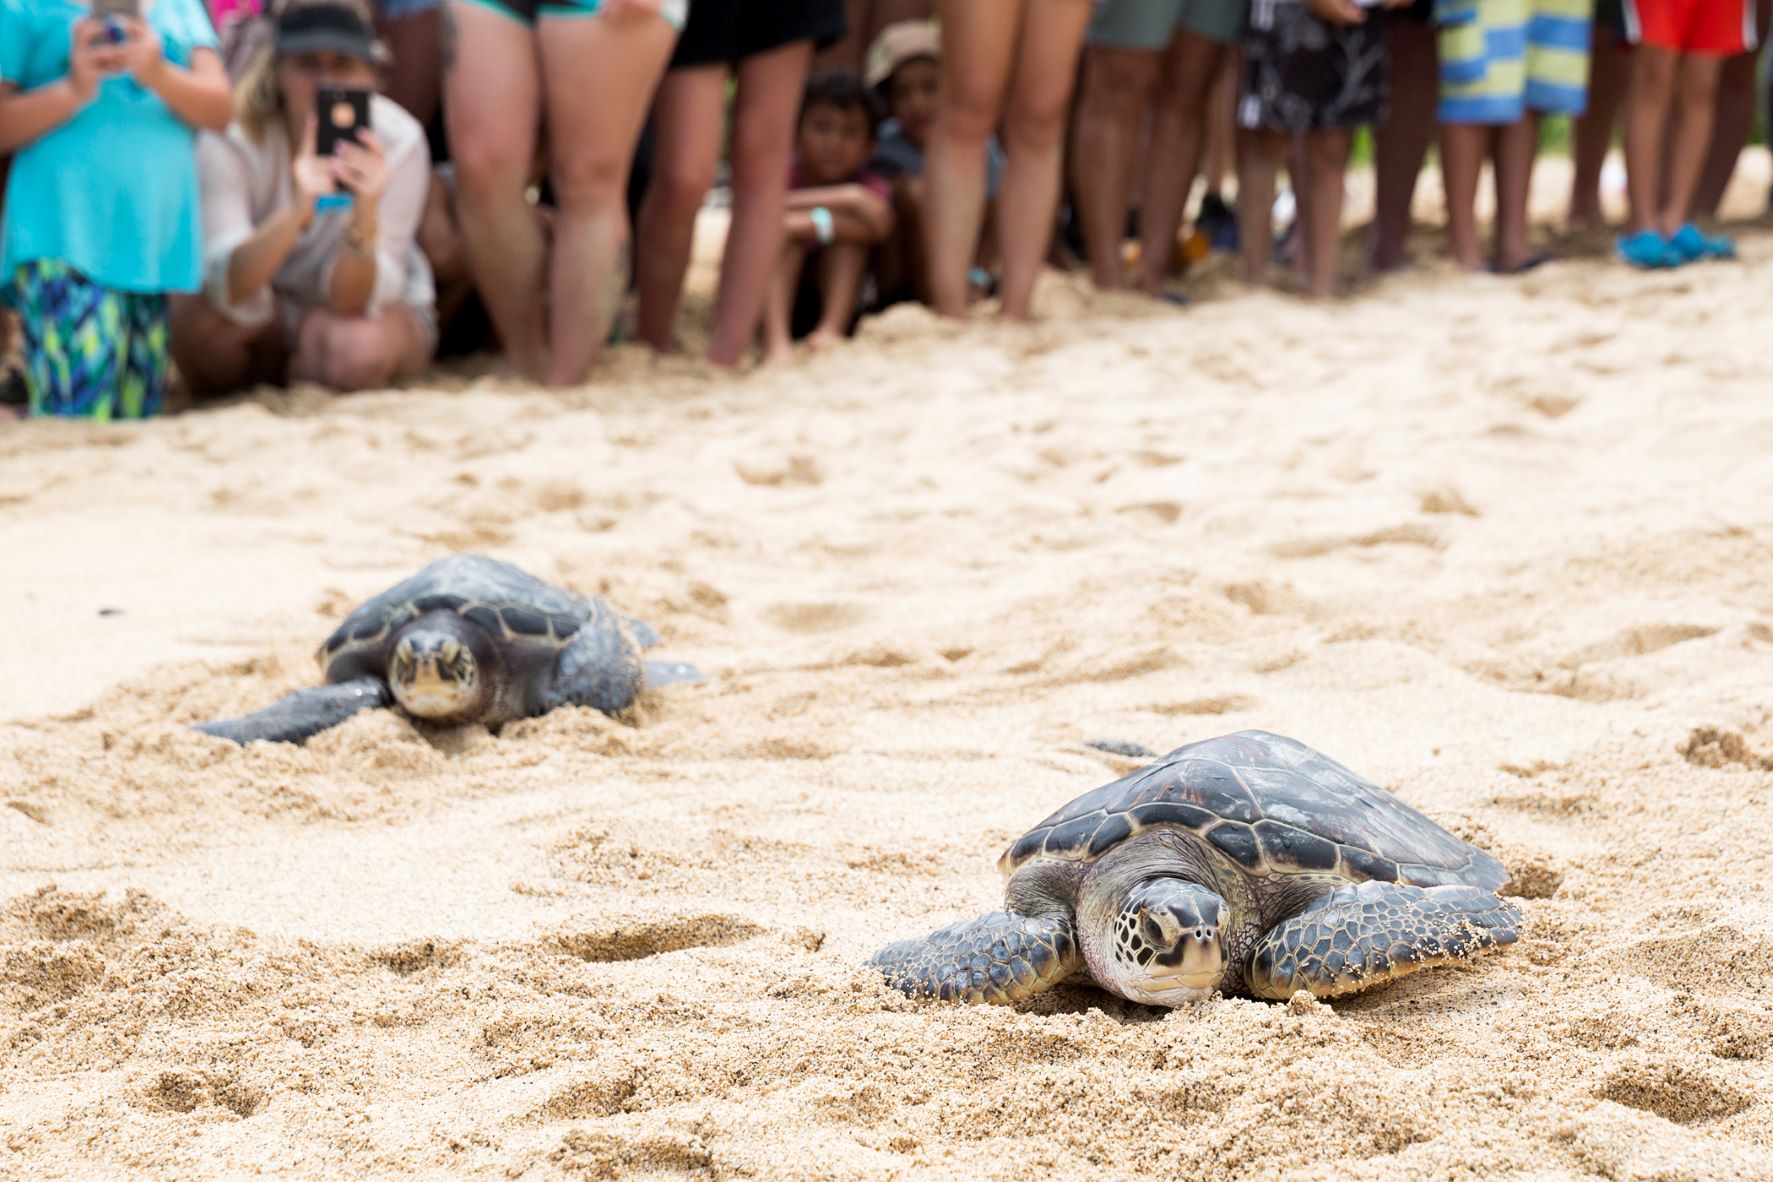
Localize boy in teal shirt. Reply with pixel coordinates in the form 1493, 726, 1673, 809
0, 0, 232, 419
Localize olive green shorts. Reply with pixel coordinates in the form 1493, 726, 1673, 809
1087, 0, 1247, 49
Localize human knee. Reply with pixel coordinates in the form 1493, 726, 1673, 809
449, 122, 534, 198
646, 156, 717, 224
549, 148, 628, 212
1004, 87, 1075, 153
319, 318, 400, 392
940, 72, 1002, 144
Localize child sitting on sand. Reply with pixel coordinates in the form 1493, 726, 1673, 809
864, 20, 1002, 307
1238, 0, 1402, 298
762, 71, 895, 363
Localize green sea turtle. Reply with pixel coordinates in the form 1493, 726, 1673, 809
871, 730, 1519, 1006
194, 554, 701, 745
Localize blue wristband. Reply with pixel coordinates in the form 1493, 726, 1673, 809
810, 205, 835, 246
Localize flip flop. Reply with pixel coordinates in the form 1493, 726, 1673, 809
1491, 251, 1557, 275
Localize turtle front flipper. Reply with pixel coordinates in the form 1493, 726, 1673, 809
193, 677, 390, 746
870, 911, 1082, 1005
1246, 881, 1520, 1001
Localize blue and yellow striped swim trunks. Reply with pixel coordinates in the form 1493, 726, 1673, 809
1437, 0, 1593, 124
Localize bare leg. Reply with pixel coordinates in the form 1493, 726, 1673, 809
995, 0, 1093, 319
538, 12, 676, 387
1069, 46, 1162, 290
633, 66, 727, 353
1691, 0, 1770, 217
926, 0, 1022, 316
1660, 53, 1723, 234
808, 241, 868, 346
1623, 46, 1675, 234
1202, 53, 1237, 200
443, 2, 545, 377
1441, 121, 1491, 268
1493, 114, 1539, 270
1369, 13, 1436, 271
1568, 21, 1630, 229
1135, 31, 1226, 294
706, 39, 814, 366
762, 240, 806, 364
1302, 129, 1351, 298
1236, 127, 1285, 283
378, 7, 443, 126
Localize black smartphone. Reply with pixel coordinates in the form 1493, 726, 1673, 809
315, 86, 372, 161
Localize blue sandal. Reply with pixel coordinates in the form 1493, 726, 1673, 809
1668, 223, 1736, 262
1616, 230, 1682, 270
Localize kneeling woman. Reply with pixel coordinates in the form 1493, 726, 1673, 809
173, 0, 435, 396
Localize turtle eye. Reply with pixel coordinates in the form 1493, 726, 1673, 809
441, 640, 461, 664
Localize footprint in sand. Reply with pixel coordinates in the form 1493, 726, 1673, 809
762, 600, 866, 633
1271, 523, 1444, 559
138, 1069, 265, 1118
549, 914, 765, 963
1593, 1059, 1755, 1124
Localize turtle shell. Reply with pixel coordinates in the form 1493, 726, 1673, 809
317, 553, 593, 678
1001, 730, 1506, 891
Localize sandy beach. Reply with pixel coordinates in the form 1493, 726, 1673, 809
4, 168, 1773, 1177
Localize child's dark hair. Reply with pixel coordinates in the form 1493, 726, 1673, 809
799, 70, 884, 135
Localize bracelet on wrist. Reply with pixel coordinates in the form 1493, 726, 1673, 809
342, 221, 377, 257
809, 205, 835, 247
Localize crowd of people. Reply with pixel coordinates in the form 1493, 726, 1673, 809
1, 0, 1769, 421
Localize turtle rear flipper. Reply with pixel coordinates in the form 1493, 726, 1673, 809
1246, 881, 1520, 1001
193, 677, 390, 746
870, 911, 1082, 1005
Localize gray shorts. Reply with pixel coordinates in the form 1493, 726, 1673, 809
1087, 0, 1248, 49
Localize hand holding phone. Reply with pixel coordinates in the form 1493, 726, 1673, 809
67, 18, 129, 102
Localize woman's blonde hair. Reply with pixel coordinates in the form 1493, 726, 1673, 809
235, 0, 385, 143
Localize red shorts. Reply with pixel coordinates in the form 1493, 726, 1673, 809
1624, 0, 1759, 53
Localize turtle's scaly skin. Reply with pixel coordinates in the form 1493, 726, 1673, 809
871, 911, 1082, 1004
872, 731, 1519, 1007
1245, 881, 1519, 1000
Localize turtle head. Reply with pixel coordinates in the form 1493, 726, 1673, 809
389, 624, 484, 721
1099, 879, 1228, 1005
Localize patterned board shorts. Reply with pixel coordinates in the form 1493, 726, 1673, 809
13, 260, 169, 421
1239, 0, 1389, 135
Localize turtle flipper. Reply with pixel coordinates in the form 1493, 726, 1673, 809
538, 620, 646, 716
1246, 881, 1520, 1001
628, 617, 662, 649
643, 660, 703, 688
870, 911, 1082, 1005
192, 677, 390, 745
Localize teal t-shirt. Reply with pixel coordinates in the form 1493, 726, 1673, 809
0, 0, 220, 295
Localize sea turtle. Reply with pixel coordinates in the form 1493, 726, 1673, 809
193, 554, 701, 745
871, 730, 1519, 1006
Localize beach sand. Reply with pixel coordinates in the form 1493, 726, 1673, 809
3, 165, 1773, 1179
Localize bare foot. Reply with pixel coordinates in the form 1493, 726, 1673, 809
760, 339, 795, 366
803, 327, 842, 352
